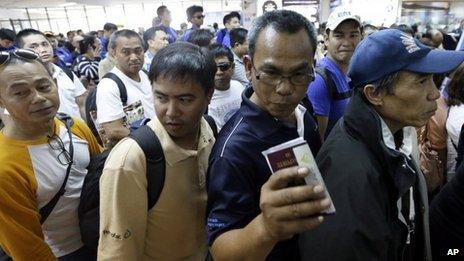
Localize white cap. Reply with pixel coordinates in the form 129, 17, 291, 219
326, 7, 361, 32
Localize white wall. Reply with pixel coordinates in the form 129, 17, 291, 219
0, 0, 243, 33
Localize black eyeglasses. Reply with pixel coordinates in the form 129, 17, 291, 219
47, 134, 72, 166
194, 15, 205, 19
0, 49, 39, 67
217, 62, 232, 72
252, 65, 315, 86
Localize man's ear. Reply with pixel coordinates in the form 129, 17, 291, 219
363, 84, 384, 106
206, 87, 214, 104
243, 54, 253, 81
324, 32, 330, 49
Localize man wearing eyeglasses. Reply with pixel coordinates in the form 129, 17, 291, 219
206, 10, 329, 260
0, 49, 101, 260
207, 43, 243, 130
180, 5, 205, 42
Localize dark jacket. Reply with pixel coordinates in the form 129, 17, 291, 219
430, 145, 464, 258
299, 91, 431, 261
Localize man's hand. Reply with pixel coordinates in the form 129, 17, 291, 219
259, 166, 330, 242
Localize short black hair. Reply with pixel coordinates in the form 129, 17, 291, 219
230, 28, 248, 46
143, 26, 165, 49
149, 42, 216, 93
16, 28, 45, 48
157, 5, 167, 17
248, 10, 317, 58
223, 11, 241, 26
109, 29, 143, 50
103, 23, 118, 32
209, 43, 233, 63
79, 34, 97, 54
186, 5, 203, 20
187, 29, 214, 47
0, 28, 16, 42
394, 24, 414, 36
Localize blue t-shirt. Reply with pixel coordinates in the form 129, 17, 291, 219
99, 36, 109, 58
215, 29, 231, 47
307, 57, 351, 137
180, 25, 200, 42
206, 87, 321, 260
159, 25, 178, 44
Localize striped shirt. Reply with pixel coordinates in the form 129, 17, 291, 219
73, 55, 100, 83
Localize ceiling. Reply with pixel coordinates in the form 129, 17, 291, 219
1, 0, 171, 9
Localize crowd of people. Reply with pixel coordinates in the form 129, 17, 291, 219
0, 3, 464, 261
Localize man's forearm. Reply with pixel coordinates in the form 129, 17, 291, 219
211, 214, 277, 261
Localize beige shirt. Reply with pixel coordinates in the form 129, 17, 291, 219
98, 116, 215, 260
98, 55, 117, 80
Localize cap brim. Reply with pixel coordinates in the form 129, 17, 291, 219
406, 49, 464, 74
327, 18, 361, 32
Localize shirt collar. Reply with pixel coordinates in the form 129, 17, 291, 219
51, 64, 63, 79
233, 51, 243, 64
379, 117, 413, 157
145, 50, 155, 59
149, 116, 215, 165
240, 86, 305, 139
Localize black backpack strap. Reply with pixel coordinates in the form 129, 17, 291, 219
315, 66, 352, 101
59, 65, 74, 82
129, 125, 165, 210
39, 113, 74, 223
103, 72, 128, 106
203, 114, 218, 138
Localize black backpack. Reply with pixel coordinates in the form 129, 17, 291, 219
78, 115, 217, 252
314, 66, 352, 101
78, 124, 165, 252
85, 72, 127, 144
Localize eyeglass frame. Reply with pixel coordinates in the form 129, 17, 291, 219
250, 63, 315, 86
194, 15, 205, 19
47, 134, 72, 166
0, 49, 40, 67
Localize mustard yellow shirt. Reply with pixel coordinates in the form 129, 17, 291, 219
98, 116, 215, 260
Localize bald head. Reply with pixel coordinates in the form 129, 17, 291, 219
429, 29, 443, 48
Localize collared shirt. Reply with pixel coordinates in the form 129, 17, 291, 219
307, 57, 351, 136
380, 118, 414, 157
232, 50, 249, 87
52, 64, 86, 119
98, 116, 215, 260
143, 50, 155, 72
206, 87, 321, 261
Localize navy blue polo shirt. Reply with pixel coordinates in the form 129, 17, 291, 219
206, 87, 321, 260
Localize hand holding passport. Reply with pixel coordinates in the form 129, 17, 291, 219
262, 137, 336, 215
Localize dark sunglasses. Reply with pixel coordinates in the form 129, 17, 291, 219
0, 49, 39, 67
217, 62, 231, 72
194, 15, 205, 19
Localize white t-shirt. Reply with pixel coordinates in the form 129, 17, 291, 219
96, 67, 155, 124
52, 64, 86, 120
208, 80, 244, 130
3, 65, 86, 119
446, 104, 464, 177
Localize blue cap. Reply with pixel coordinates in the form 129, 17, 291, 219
348, 29, 464, 89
